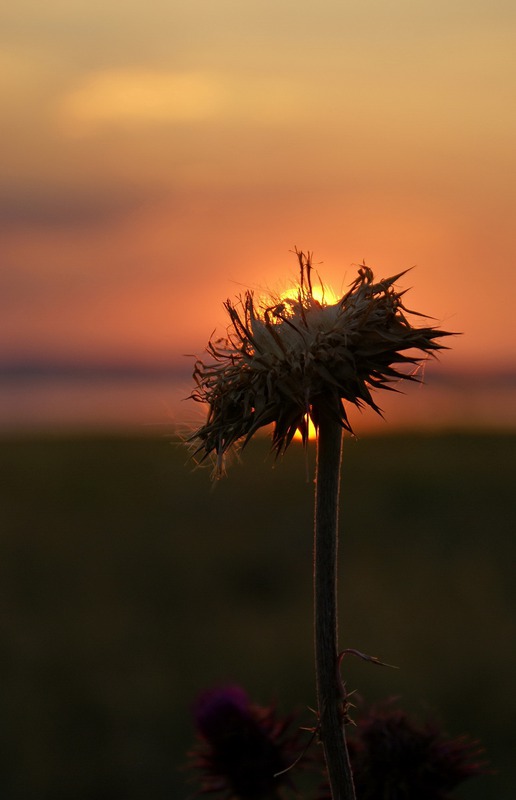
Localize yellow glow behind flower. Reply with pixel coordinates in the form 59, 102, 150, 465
293, 414, 317, 442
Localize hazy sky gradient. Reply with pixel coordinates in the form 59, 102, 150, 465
2, 0, 515, 373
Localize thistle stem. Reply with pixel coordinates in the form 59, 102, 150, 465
314, 409, 356, 800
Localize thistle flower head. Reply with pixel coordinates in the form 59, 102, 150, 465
318, 703, 488, 800
190, 249, 453, 474
347, 704, 487, 800
188, 684, 305, 799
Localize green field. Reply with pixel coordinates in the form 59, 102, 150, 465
1, 432, 514, 798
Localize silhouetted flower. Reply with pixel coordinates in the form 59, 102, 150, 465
189, 685, 305, 799
319, 703, 487, 800
190, 249, 452, 474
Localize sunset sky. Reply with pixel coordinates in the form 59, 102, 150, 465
2, 0, 516, 386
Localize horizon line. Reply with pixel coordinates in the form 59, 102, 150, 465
1, 356, 515, 387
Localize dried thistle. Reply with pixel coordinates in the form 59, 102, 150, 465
190, 249, 452, 475
187, 250, 455, 800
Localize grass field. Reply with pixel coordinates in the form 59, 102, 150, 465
1, 431, 514, 798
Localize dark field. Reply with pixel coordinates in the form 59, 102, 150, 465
1, 431, 515, 799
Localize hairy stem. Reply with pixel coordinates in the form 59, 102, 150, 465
314, 410, 355, 800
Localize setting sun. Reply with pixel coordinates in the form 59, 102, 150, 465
278, 279, 336, 443
255, 276, 339, 444
293, 414, 318, 442
278, 280, 340, 309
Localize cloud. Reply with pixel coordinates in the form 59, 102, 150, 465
0, 184, 148, 229
57, 67, 307, 136
58, 69, 230, 134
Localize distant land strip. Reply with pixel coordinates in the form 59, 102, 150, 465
0, 359, 515, 387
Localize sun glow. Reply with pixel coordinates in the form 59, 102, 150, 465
293, 414, 318, 442
278, 282, 340, 308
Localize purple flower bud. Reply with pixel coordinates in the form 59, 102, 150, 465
194, 685, 251, 743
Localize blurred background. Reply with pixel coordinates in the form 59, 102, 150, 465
2, 434, 514, 799
1, 1, 515, 797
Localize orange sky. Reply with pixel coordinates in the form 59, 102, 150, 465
2, 0, 516, 378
